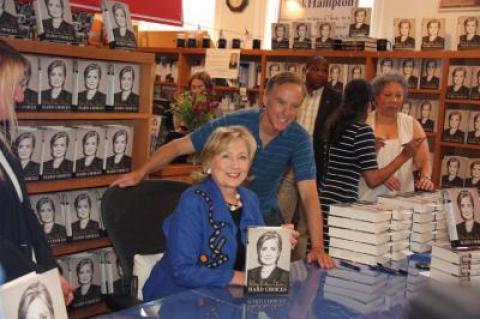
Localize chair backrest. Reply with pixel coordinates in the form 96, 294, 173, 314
101, 179, 190, 291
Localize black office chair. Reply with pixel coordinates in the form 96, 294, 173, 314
101, 179, 191, 310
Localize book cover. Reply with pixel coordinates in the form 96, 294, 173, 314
470, 66, 480, 100
347, 64, 365, 82
71, 10, 94, 45
400, 99, 415, 116
16, 54, 40, 112
467, 111, 480, 145
464, 158, 480, 189
314, 21, 335, 50
415, 99, 438, 133
348, 7, 371, 37
327, 63, 346, 93
441, 156, 468, 188
442, 109, 469, 144
0, 0, 20, 37
104, 124, 133, 175
92, 187, 107, 236
13, 126, 42, 181
0, 268, 68, 319
245, 226, 291, 294
376, 58, 397, 76
271, 23, 289, 49
101, 0, 137, 49
73, 126, 105, 178
69, 252, 102, 308
30, 192, 67, 246
15, 0, 36, 39
446, 65, 472, 100
420, 58, 442, 90
420, 18, 445, 50
393, 18, 416, 50
292, 22, 312, 49
265, 62, 285, 82
72, 60, 108, 112
432, 243, 480, 265
457, 16, 480, 50
33, 0, 76, 43
39, 56, 73, 111
443, 188, 480, 247
399, 58, 419, 89
40, 126, 74, 180
67, 190, 101, 241
113, 63, 140, 112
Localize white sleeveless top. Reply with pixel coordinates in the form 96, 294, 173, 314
358, 111, 415, 201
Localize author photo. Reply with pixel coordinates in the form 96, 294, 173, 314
470, 69, 480, 99
456, 190, 480, 240
446, 67, 470, 99
420, 59, 440, 90
442, 111, 466, 143
75, 130, 103, 176
417, 101, 435, 132
467, 113, 480, 144
316, 22, 334, 45
73, 258, 101, 305
401, 58, 418, 89
106, 129, 132, 171
459, 16, 480, 48
293, 22, 312, 49
41, 59, 72, 107
71, 192, 100, 238
35, 196, 66, 244
0, 0, 19, 36
349, 7, 370, 37
441, 157, 464, 187
42, 131, 73, 177
18, 282, 55, 319
394, 19, 415, 49
271, 23, 289, 49
327, 64, 343, 92
78, 63, 106, 109
114, 65, 139, 110
13, 131, 40, 179
247, 231, 289, 287
465, 160, 480, 188
111, 2, 136, 48
422, 19, 445, 48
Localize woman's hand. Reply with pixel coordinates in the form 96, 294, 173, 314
306, 247, 336, 269
60, 275, 74, 305
110, 169, 145, 188
401, 137, 426, 158
416, 176, 435, 191
384, 176, 401, 191
282, 224, 299, 250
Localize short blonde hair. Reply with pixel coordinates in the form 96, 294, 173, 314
195, 126, 257, 181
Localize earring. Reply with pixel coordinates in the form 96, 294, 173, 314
206, 168, 212, 175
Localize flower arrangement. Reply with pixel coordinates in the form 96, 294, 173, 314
171, 91, 219, 131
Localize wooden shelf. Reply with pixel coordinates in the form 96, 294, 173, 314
17, 112, 151, 120
408, 89, 441, 95
264, 49, 373, 58
150, 164, 200, 178
69, 301, 110, 319
214, 86, 263, 93
26, 175, 120, 194
53, 237, 112, 257
154, 81, 178, 87
440, 142, 480, 150
444, 99, 480, 105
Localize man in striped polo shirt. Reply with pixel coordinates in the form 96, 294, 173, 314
113, 72, 335, 268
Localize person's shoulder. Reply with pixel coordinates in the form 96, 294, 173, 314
238, 186, 259, 203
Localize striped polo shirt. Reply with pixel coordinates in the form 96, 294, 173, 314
319, 122, 378, 216
191, 108, 316, 217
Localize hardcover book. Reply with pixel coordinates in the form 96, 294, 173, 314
69, 252, 102, 308
30, 192, 67, 246
470, 66, 480, 100
457, 16, 480, 51
415, 99, 438, 133
0, 269, 68, 319
67, 189, 102, 241
464, 158, 480, 189
33, 0, 76, 43
442, 109, 469, 144
393, 18, 416, 50
13, 126, 43, 181
39, 56, 73, 111
0, 0, 20, 37
432, 243, 480, 265
467, 111, 480, 145
245, 226, 291, 294
40, 126, 74, 180
376, 58, 397, 76
101, 0, 137, 49
73, 126, 106, 178
16, 54, 40, 112
104, 124, 133, 175
314, 21, 335, 50
399, 58, 419, 89
327, 63, 346, 93
72, 60, 108, 112
443, 188, 480, 247
15, 0, 36, 39
348, 7, 371, 37
271, 23, 290, 49
265, 62, 285, 82
446, 65, 472, 100
113, 63, 140, 112
419, 58, 442, 90
420, 18, 445, 50
347, 64, 365, 82
440, 156, 468, 188
292, 22, 312, 49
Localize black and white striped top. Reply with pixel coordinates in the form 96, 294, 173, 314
319, 122, 378, 214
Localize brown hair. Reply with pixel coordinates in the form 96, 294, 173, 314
188, 71, 214, 94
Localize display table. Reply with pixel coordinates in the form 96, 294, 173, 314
98, 259, 430, 319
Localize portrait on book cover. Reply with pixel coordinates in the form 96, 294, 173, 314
399, 58, 419, 89
40, 57, 73, 111
70, 253, 102, 308
246, 227, 290, 294
69, 191, 101, 241
347, 64, 365, 82
74, 126, 106, 178
0, 0, 19, 36
349, 7, 371, 37
393, 18, 416, 50
266, 62, 284, 81
36, 0, 76, 42
444, 188, 480, 245
113, 63, 140, 112
103, 0, 137, 49
446, 65, 472, 100
376, 58, 397, 76
467, 110, 480, 144
16, 54, 40, 111
74, 60, 108, 111
105, 125, 133, 174
420, 58, 441, 90
271, 23, 290, 49
442, 109, 469, 144
292, 22, 312, 49
30, 193, 67, 246
421, 18, 445, 50
416, 99, 438, 133
13, 127, 42, 181
41, 127, 75, 180
400, 99, 414, 116
315, 21, 335, 49
470, 66, 480, 100
327, 64, 345, 93
457, 16, 480, 50
441, 156, 468, 188
465, 158, 480, 189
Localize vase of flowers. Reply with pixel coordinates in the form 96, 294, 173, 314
171, 91, 219, 131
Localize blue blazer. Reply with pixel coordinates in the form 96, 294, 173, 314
0, 139, 57, 282
143, 177, 264, 301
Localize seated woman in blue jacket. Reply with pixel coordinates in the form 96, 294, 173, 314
143, 126, 297, 300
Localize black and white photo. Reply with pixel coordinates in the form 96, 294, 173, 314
271, 23, 289, 49
416, 100, 437, 133
442, 109, 468, 143
457, 16, 480, 50
421, 18, 445, 50
400, 99, 414, 116
246, 227, 291, 294
31, 193, 67, 246
70, 253, 102, 308
465, 159, 480, 189
347, 64, 365, 82
393, 18, 415, 50
377, 58, 396, 75
34, 0, 76, 43
400, 58, 419, 89
420, 59, 441, 90
74, 61, 108, 111
40, 57, 73, 111
41, 127, 74, 180
292, 22, 312, 49
327, 64, 345, 93
102, 0, 137, 49
16, 54, 40, 111
104, 125, 133, 174
467, 111, 480, 144
0, 0, 19, 36
444, 188, 480, 246
446, 66, 471, 100
441, 156, 467, 188
113, 63, 140, 112
349, 7, 370, 37
69, 191, 101, 241
315, 22, 335, 49
470, 67, 480, 100
74, 126, 105, 177
13, 127, 42, 181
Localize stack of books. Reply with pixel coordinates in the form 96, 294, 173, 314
406, 259, 429, 299
341, 37, 377, 51
378, 192, 449, 253
430, 244, 480, 285
328, 202, 409, 266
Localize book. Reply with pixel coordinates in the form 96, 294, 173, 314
399, 58, 419, 89
245, 226, 291, 294
348, 8, 371, 37
377, 58, 397, 76
443, 188, 480, 247
445, 65, 472, 100
33, 0, 76, 43
419, 59, 442, 90
101, 0, 137, 49
470, 66, 480, 100
329, 227, 389, 245
420, 18, 446, 50
314, 21, 335, 50
13, 126, 43, 181
347, 64, 365, 82
71, 10, 94, 45
40, 126, 75, 180
104, 124, 133, 175
16, 54, 40, 111
30, 192, 67, 246
67, 189, 102, 242
393, 18, 416, 50
72, 60, 108, 112
0, 269, 68, 319
329, 247, 387, 266
430, 267, 480, 285
432, 244, 480, 265
457, 16, 480, 51
112, 63, 140, 112
466, 111, 480, 145
329, 203, 392, 223
431, 256, 480, 276
0, 0, 20, 37
73, 126, 106, 178
440, 156, 468, 187
69, 252, 103, 308
271, 23, 290, 49
415, 98, 438, 133
292, 22, 312, 49
15, 0, 36, 39
328, 216, 389, 234
39, 56, 73, 111
329, 237, 389, 256
327, 64, 347, 93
